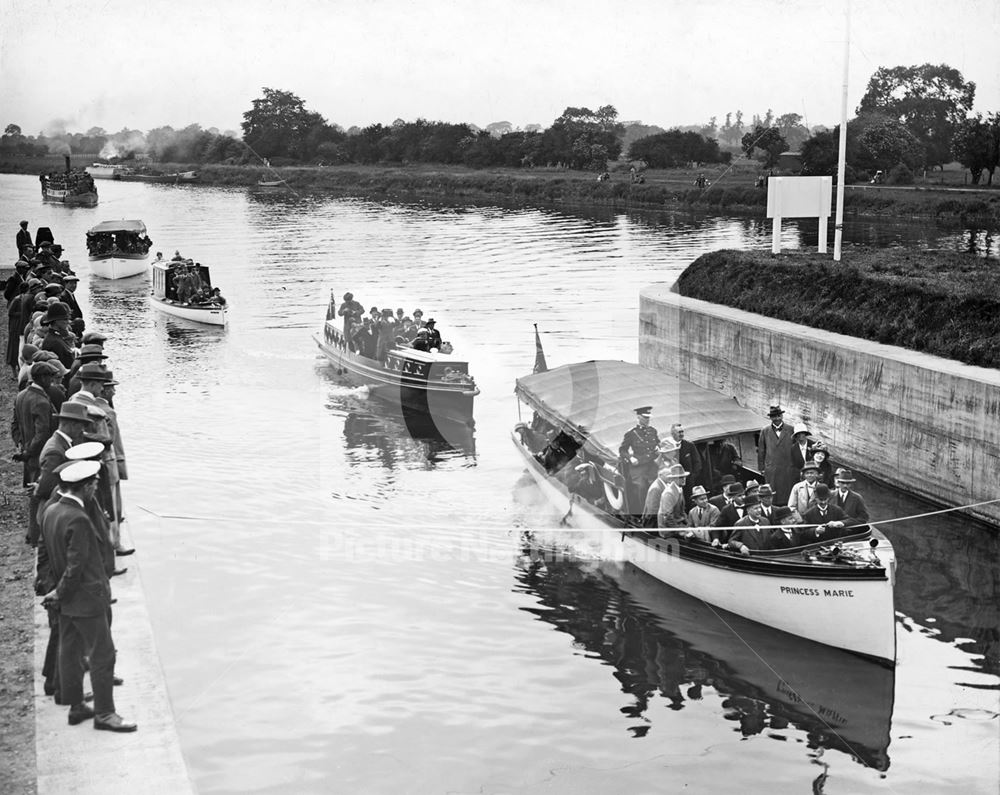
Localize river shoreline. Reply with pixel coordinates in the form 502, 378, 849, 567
0, 319, 37, 793
3, 156, 998, 226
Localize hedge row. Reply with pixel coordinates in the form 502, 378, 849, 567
676, 249, 1000, 368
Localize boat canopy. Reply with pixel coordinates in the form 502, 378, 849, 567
86, 219, 146, 235
515, 360, 763, 463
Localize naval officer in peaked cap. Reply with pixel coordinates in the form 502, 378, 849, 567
619, 405, 662, 523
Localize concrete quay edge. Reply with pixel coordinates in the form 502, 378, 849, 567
34, 515, 195, 794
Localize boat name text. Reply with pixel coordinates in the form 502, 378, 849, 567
780, 586, 855, 598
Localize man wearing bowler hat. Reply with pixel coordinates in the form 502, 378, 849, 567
619, 405, 662, 522
800, 483, 851, 540
757, 404, 796, 504
728, 493, 772, 554
832, 468, 870, 527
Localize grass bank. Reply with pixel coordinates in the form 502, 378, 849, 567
3, 156, 998, 226
676, 248, 1000, 368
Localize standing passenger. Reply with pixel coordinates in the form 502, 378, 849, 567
757, 405, 796, 504
619, 406, 661, 522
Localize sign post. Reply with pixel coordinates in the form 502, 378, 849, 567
766, 176, 833, 254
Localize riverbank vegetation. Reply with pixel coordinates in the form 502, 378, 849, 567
676, 249, 1000, 368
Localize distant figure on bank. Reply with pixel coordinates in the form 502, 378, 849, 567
17, 220, 32, 257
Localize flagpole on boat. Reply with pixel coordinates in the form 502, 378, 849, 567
833, 0, 851, 262
533, 323, 548, 374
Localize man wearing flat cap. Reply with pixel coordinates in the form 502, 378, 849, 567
16, 220, 32, 257
619, 406, 662, 521
40, 459, 137, 733
756, 404, 796, 504
58, 273, 83, 321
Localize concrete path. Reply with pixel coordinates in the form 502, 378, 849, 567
33, 518, 194, 794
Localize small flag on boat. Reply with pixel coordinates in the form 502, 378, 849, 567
326, 290, 336, 321
533, 323, 548, 374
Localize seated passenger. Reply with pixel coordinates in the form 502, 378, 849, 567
411, 328, 431, 352
799, 483, 851, 541
209, 287, 226, 306
424, 319, 442, 350
757, 484, 794, 525
642, 468, 670, 529
685, 485, 720, 543
832, 468, 870, 527
787, 460, 821, 517
727, 495, 771, 555
563, 459, 608, 511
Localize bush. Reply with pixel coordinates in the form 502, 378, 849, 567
887, 163, 914, 185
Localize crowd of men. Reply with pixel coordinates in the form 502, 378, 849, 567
8, 221, 137, 732
154, 251, 227, 307
334, 291, 443, 361
618, 404, 871, 554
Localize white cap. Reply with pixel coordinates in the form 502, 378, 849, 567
59, 459, 101, 483
65, 441, 105, 461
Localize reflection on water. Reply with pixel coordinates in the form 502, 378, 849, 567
3, 173, 996, 793
514, 536, 894, 771
340, 406, 476, 468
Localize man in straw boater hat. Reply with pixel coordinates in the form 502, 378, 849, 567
756, 404, 797, 504
40, 458, 137, 732
619, 405, 662, 523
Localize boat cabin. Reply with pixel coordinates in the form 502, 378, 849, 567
514, 360, 766, 499
86, 220, 151, 258
152, 260, 213, 301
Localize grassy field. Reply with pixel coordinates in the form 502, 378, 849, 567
677, 248, 1000, 368
3, 155, 998, 224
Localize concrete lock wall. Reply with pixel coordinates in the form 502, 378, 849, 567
638, 284, 1000, 528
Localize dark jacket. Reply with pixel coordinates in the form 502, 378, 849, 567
12, 383, 53, 460
832, 489, 870, 526
800, 503, 852, 541
42, 494, 112, 617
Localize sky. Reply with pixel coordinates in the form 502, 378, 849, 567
1, 0, 998, 137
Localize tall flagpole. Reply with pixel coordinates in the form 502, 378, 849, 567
834, 0, 850, 261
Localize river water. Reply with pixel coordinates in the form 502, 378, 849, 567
4, 174, 998, 793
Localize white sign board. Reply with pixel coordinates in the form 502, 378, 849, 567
766, 176, 833, 254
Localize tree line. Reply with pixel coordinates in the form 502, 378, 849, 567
1, 63, 996, 184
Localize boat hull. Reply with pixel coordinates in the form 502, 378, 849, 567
513, 431, 897, 664
42, 188, 98, 207
316, 334, 476, 426
150, 295, 227, 326
119, 171, 199, 183
89, 256, 148, 280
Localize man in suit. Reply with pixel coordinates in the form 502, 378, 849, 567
708, 475, 736, 511
619, 406, 662, 522
40, 459, 136, 732
69, 364, 130, 555
58, 274, 84, 322
787, 461, 821, 518
16, 220, 32, 256
727, 495, 771, 554
30, 401, 94, 545
669, 423, 703, 499
757, 483, 794, 526
656, 463, 690, 531
757, 405, 796, 504
39, 302, 76, 370
800, 483, 851, 541
11, 361, 57, 488
642, 467, 669, 528
832, 468, 870, 527
685, 485, 720, 543
715, 483, 746, 538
